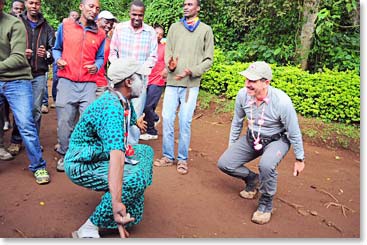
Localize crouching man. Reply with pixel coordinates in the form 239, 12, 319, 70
65, 58, 153, 238
217, 61, 305, 225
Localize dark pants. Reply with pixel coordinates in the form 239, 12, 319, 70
143, 85, 164, 135
52, 62, 58, 102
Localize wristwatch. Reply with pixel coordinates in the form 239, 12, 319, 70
296, 158, 304, 162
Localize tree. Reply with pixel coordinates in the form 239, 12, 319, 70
296, 0, 321, 70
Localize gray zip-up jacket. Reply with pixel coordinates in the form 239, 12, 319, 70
229, 85, 304, 160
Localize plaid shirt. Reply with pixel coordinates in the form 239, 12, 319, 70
109, 21, 157, 69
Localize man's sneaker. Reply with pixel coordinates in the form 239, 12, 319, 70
34, 168, 50, 184
139, 133, 158, 141
251, 193, 273, 224
7, 143, 22, 156
239, 173, 259, 199
41, 105, 49, 114
3, 121, 11, 131
0, 147, 14, 160
57, 157, 65, 172
50, 103, 56, 108
251, 210, 272, 225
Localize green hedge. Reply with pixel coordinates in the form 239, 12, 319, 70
201, 50, 360, 124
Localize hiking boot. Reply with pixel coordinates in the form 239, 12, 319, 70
7, 143, 22, 156
0, 147, 14, 160
239, 172, 259, 199
139, 133, 158, 141
251, 193, 273, 225
56, 157, 65, 172
41, 105, 49, 114
251, 210, 272, 225
34, 168, 50, 185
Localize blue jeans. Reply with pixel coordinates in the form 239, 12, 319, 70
162, 86, 199, 161
32, 74, 47, 133
11, 74, 47, 143
42, 72, 49, 106
0, 80, 46, 172
128, 78, 147, 145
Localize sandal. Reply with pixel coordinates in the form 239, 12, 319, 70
154, 156, 174, 167
176, 160, 188, 175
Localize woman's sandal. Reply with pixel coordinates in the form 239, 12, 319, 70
176, 161, 188, 175
154, 156, 174, 167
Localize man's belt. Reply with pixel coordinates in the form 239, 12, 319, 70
247, 130, 286, 146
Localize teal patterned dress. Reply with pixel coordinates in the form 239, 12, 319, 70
64, 91, 153, 229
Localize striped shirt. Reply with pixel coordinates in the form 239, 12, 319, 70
109, 21, 157, 69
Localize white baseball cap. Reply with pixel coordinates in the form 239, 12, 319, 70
98, 10, 116, 21
239, 61, 272, 80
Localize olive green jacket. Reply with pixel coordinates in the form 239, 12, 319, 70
0, 13, 32, 81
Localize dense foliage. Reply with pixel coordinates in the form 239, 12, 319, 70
4, 0, 359, 124
4, 0, 359, 73
201, 49, 360, 124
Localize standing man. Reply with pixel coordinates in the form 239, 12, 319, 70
95, 10, 116, 97
139, 25, 167, 141
109, 0, 157, 145
68, 10, 79, 21
154, 0, 214, 175
0, 0, 50, 184
1, 0, 25, 132
65, 58, 152, 238
217, 61, 305, 225
8, 0, 55, 156
52, 0, 106, 172
10, 0, 24, 16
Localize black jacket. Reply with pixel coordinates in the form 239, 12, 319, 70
20, 11, 55, 77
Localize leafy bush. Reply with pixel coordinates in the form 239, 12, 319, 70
144, 0, 182, 33
201, 51, 360, 124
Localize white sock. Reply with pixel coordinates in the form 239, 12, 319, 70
77, 219, 100, 238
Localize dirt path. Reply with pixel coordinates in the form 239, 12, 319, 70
0, 97, 360, 238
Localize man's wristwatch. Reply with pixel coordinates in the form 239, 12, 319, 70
296, 158, 304, 162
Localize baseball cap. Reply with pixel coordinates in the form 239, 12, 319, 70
107, 58, 151, 85
97, 10, 116, 21
239, 61, 272, 81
